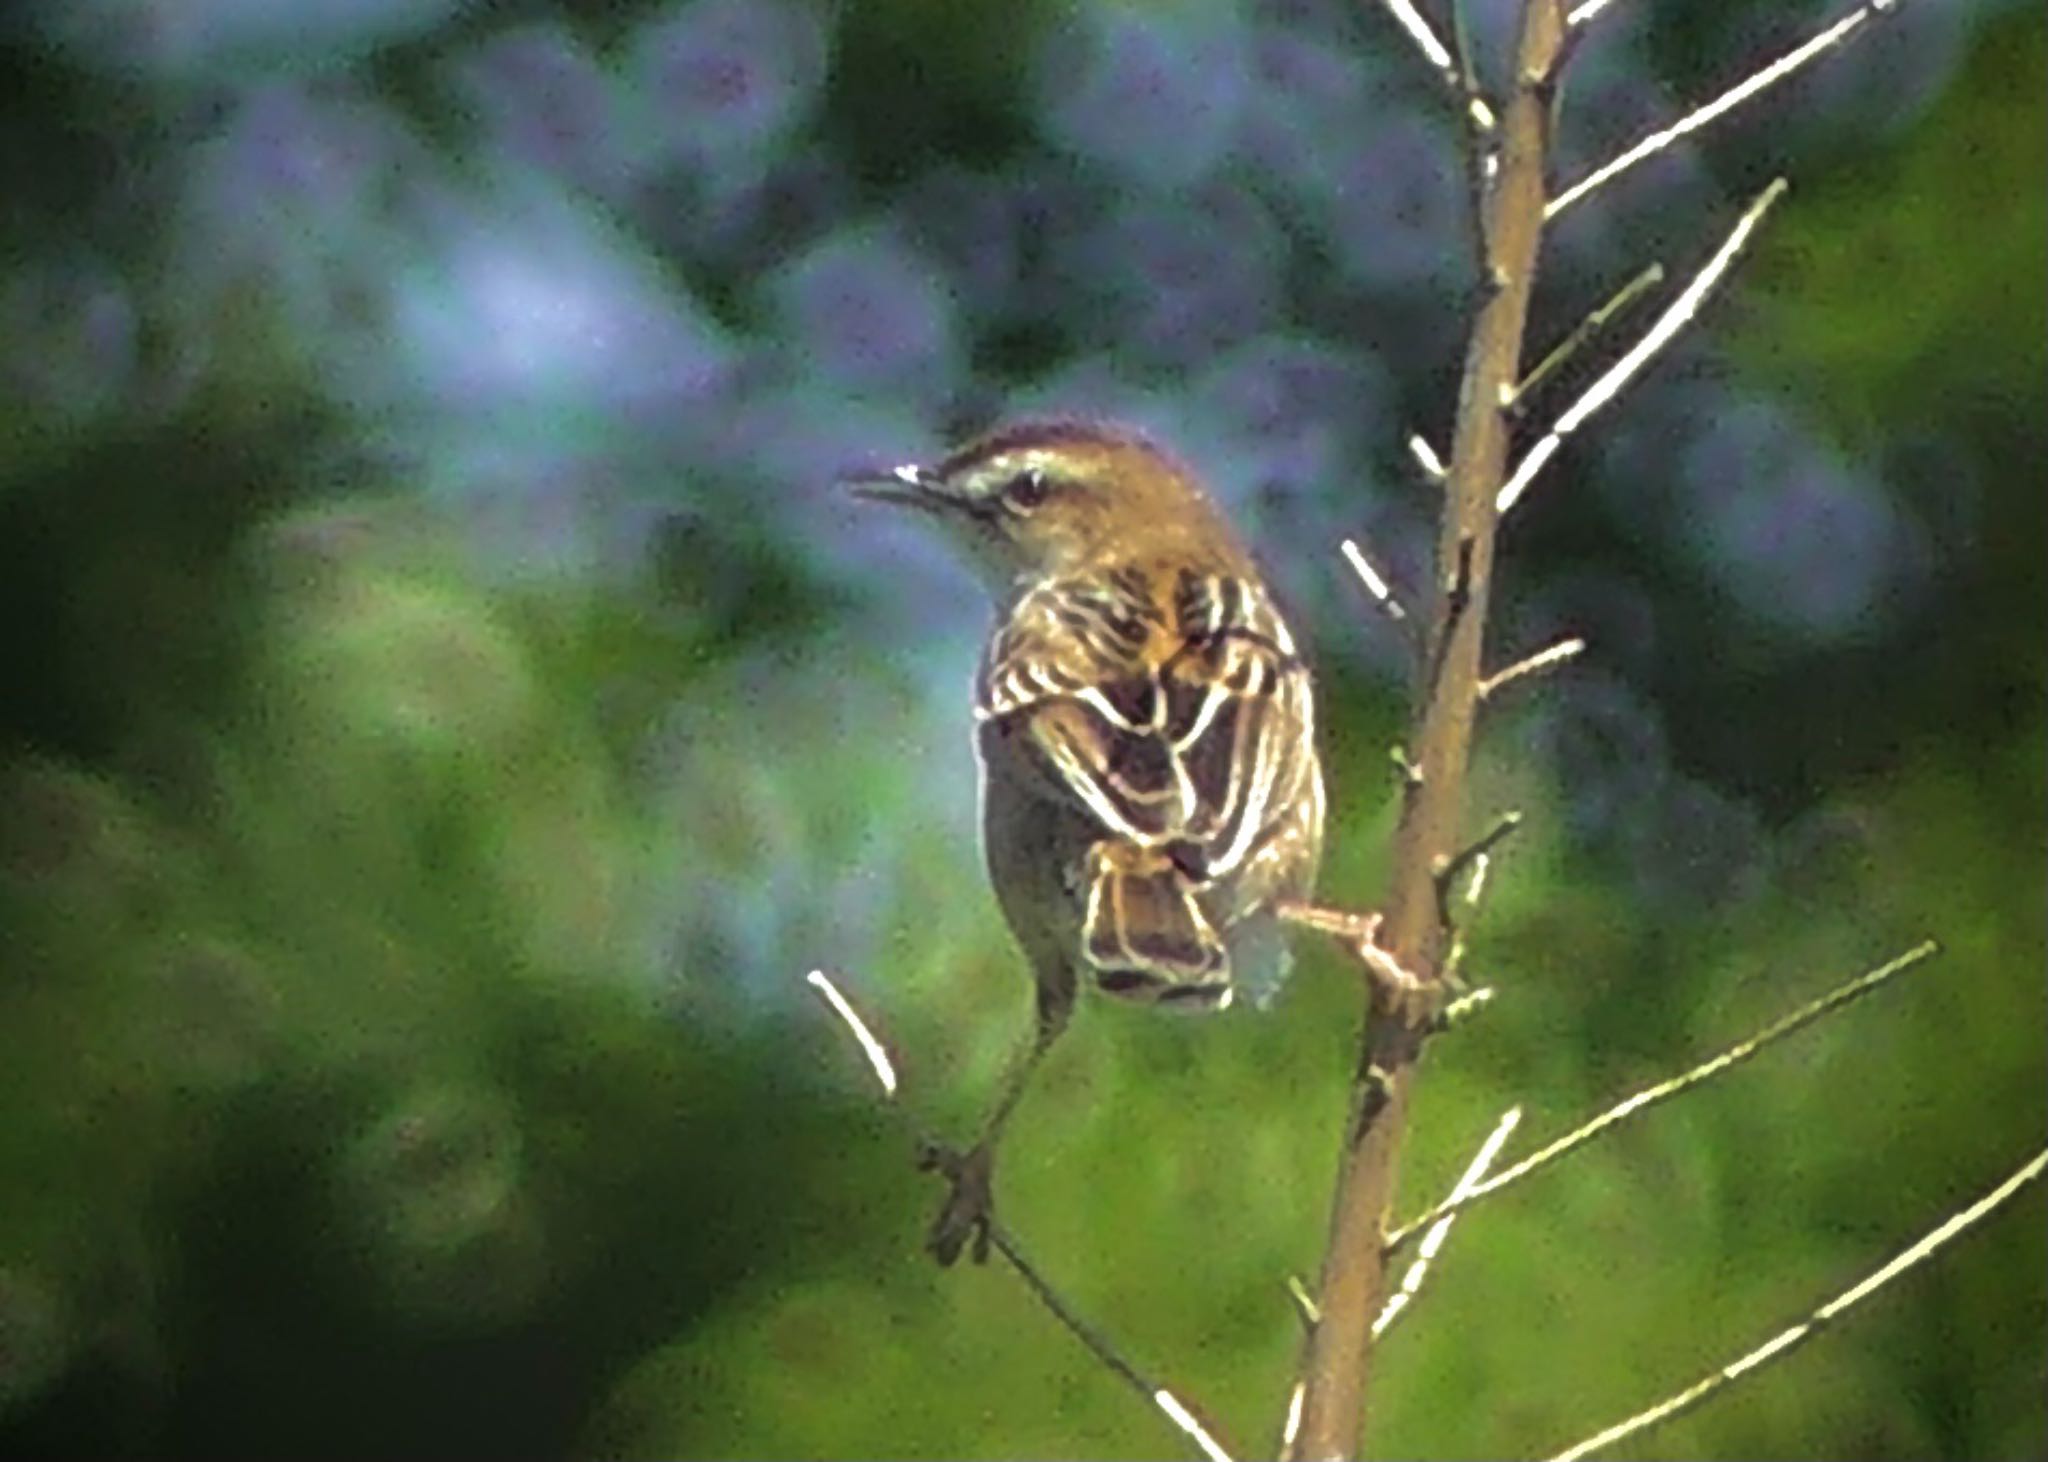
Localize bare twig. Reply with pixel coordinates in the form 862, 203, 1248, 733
1479, 636, 1586, 700
1373, 0, 1499, 134
804, 970, 1238, 1462
1463, 852, 1491, 906
1433, 811, 1523, 938
806, 970, 899, 1096
1498, 178, 1787, 516
1431, 985, 1495, 1031
1280, 1380, 1306, 1457
1291, 3, 1573, 1453
1384, 940, 1942, 1255
1508, 263, 1665, 414
1372, 1107, 1522, 1339
1286, 1274, 1322, 1330
991, 1224, 1236, 1462
1547, 0, 1905, 220
1564, 0, 1626, 26
1340, 538, 1413, 626
1545, 1146, 2048, 1461
1408, 433, 1448, 482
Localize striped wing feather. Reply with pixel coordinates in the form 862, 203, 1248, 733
978, 568, 1313, 956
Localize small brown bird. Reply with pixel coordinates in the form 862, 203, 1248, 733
850, 419, 1325, 1264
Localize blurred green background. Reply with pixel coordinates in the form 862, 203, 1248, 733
1, 1, 2040, 1457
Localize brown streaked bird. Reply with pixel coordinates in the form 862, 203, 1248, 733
849, 419, 1325, 1265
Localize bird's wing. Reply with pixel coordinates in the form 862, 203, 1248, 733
977, 569, 1315, 881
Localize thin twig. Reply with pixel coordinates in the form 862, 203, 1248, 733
1384, 940, 1941, 1255
1286, 1274, 1322, 1330
1464, 854, 1490, 908
804, 970, 1239, 1462
1408, 433, 1448, 482
806, 970, 899, 1095
1433, 811, 1522, 938
988, 1223, 1236, 1462
1373, 0, 1499, 133
1479, 637, 1586, 700
1545, 1146, 2048, 1461
1498, 179, 1787, 515
1372, 1107, 1523, 1339
1564, 0, 1625, 26
1430, 985, 1495, 1031
1564, 0, 1630, 27
1278, 1381, 1306, 1460
1508, 263, 1665, 414
1547, 0, 1904, 219
1340, 538, 1415, 633
1444, 0, 1502, 270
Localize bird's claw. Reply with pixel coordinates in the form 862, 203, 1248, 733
919, 1140, 995, 1268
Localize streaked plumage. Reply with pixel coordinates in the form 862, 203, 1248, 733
977, 558, 1322, 1006
849, 418, 1325, 1264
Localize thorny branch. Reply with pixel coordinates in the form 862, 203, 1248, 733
1290, 3, 1572, 1455
1280, 1107, 1523, 1459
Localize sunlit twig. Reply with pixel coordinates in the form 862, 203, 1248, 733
1373, 0, 1498, 133
1498, 179, 1787, 515
1373, 1107, 1523, 1338
1565, 0, 1626, 26
803, 968, 1237, 1461
1508, 264, 1665, 414
806, 970, 899, 1096
1546, 1146, 2048, 1461
1548, 0, 1902, 218
1341, 538, 1412, 626
1408, 433, 1448, 482
1480, 637, 1586, 700
1384, 940, 1942, 1254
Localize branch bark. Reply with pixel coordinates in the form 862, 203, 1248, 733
1289, 2, 1568, 1455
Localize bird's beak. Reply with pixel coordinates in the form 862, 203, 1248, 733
843, 462, 950, 513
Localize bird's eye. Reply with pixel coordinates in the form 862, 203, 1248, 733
1003, 469, 1050, 512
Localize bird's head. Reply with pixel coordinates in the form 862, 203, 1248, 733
846, 419, 1246, 592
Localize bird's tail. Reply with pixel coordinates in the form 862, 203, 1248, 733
1079, 842, 1232, 1009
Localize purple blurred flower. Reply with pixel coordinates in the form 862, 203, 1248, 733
449, 25, 634, 200
767, 225, 962, 402
382, 179, 735, 419
1305, 110, 1464, 296
628, 0, 828, 177
892, 168, 1028, 328
1524, 672, 1671, 844
174, 80, 429, 371
1677, 398, 1919, 646
1233, 25, 1390, 202
27, 0, 461, 76
1046, 184, 1283, 371
1625, 775, 1765, 912
1187, 334, 1391, 516
1035, 3, 1251, 188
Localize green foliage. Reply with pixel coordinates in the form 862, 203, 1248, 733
2, 3, 2042, 1459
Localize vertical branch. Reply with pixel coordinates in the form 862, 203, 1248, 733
1291, 1, 1568, 1455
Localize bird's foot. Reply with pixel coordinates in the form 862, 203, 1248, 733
918, 1140, 995, 1268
